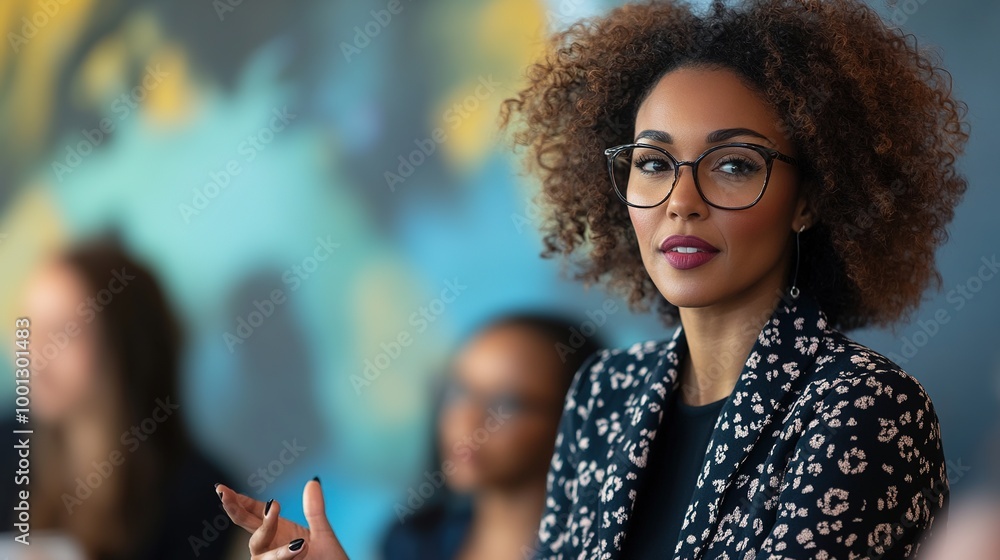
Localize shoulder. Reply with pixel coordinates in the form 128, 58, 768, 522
806, 329, 938, 410
571, 337, 674, 390
796, 329, 945, 460
562, 336, 675, 416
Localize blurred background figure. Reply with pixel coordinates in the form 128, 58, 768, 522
381, 313, 605, 560
921, 417, 1000, 560
0, 235, 246, 559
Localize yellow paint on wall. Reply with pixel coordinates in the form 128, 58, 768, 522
0, 184, 67, 348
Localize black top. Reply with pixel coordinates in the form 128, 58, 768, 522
620, 388, 727, 558
381, 492, 473, 560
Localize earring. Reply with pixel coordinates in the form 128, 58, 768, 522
789, 224, 805, 299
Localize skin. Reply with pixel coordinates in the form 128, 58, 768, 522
23, 262, 123, 482
220, 324, 568, 560
627, 65, 814, 406
24, 262, 105, 423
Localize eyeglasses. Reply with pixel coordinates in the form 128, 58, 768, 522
603, 142, 798, 210
441, 378, 560, 417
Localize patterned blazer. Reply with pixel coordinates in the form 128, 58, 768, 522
533, 293, 948, 560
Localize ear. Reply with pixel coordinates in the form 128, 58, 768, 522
792, 183, 816, 231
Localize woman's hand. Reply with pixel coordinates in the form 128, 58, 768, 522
216, 478, 349, 559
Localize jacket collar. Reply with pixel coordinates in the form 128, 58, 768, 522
596, 292, 830, 559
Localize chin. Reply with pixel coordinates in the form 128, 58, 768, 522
652, 280, 722, 310
445, 470, 480, 492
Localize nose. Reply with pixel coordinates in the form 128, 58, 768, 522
665, 163, 708, 220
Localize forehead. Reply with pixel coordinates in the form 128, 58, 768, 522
25, 262, 87, 315
452, 325, 563, 393
634, 66, 786, 146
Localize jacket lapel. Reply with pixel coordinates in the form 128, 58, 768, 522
673, 293, 827, 560
595, 325, 685, 556
595, 293, 828, 560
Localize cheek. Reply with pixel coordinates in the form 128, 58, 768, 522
628, 208, 659, 254
722, 198, 795, 260
38, 333, 98, 399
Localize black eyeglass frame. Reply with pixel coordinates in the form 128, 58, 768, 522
603, 141, 799, 210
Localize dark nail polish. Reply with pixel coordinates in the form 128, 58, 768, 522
217, 490, 223, 501
264, 499, 273, 516
214, 482, 221, 489
289, 538, 305, 551
312, 476, 321, 485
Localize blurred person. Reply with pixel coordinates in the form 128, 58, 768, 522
1, 236, 245, 559
921, 421, 1000, 560
380, 313, 607, 560
217, 313, 605, 560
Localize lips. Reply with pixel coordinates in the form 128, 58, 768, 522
659, 235, 720, 254
659, 235, 720, 270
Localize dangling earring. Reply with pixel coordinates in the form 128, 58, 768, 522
790, 224, 805, 299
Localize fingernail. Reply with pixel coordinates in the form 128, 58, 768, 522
289, 538, 305, 551
312, 476, 321, 485
264, 498, 273, 516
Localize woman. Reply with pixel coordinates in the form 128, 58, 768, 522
218, 0, 968, 558
4, 237, 243, 559
381, 313, 605, 559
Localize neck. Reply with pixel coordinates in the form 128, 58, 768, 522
466, 479, 547, 555
676, 287, 787, 406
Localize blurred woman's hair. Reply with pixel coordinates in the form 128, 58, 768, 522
470, 312, 607, 397
32, 235, 191, 559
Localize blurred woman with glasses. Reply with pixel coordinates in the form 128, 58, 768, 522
380, 313, 606, 560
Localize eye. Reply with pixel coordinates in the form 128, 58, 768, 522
633, 154, 674, 175
715, 155, 763, 177
442, 379, 469, 405
491, 393, 524, 415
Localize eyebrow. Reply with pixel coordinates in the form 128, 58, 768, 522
634, 127, 776, 146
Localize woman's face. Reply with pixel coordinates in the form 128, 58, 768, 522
438, 325, 567, 493
627, 66, 811, 312
23, 261, 103, 423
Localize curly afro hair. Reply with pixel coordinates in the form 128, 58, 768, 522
499, 0, 969, 332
